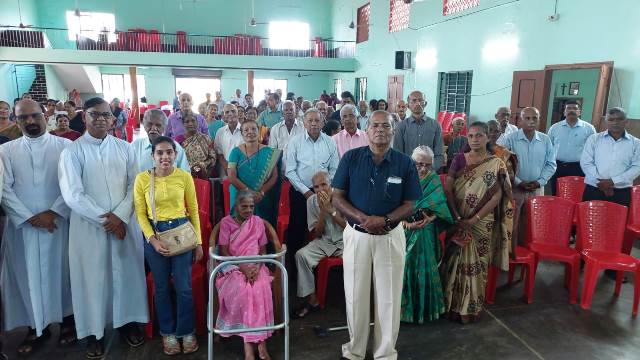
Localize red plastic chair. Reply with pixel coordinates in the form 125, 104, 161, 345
526, 196, 579, 303
316, 257, 343, 308
556, 176, 585, 223
176, 31, 188, 53
577, 201, 640, 315
194, 178, 213, 266
623, 186, 640, 255
485, 246, 536, 304
222, 178, 230, 216
277, 181, 292, 243
159, 100, 169, 107
148, 29, 161, 52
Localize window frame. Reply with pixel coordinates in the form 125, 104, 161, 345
268, 21, 310, 50
437, 70, 473, 115
66, 11, 116, 42
356, 3, 371, 44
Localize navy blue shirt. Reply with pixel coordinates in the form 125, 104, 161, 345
332, 146, 421, 219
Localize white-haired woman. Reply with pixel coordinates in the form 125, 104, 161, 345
400, 145, 454, 323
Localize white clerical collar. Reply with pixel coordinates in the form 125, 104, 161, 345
23, 132, 49, 143
84, 132, 110, 144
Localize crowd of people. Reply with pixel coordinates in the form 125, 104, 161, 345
0, 85, 638, 360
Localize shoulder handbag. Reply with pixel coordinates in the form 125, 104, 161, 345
149, 169, 198, 256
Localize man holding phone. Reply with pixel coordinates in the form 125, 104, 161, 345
332, 110, 421, 360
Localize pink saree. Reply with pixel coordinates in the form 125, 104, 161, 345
215, 215, 274, 343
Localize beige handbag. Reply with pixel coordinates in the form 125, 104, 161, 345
149, 169, 198, 256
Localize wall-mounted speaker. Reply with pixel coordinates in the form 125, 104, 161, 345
395, 51, 412, 70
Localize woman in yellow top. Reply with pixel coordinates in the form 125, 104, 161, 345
133, 135, 203, 356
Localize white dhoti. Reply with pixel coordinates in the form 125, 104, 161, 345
342, 224, 405, 360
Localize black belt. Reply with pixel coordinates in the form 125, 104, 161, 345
556, 160, 580, 165
347, 221, 399, 234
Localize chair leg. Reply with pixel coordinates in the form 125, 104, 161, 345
523, 262, 535, 304
580, 262, 600, 310
569, 259, 580, 305
507, 264, 515, 285
633, 268, 640, 317
316, 262, 330, 309
519, 264, 526, 282
485, 266, 498, 305
615, 271, 624, 297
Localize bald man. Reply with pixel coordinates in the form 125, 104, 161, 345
165, 92, 208, 140
500, 107, 556, 245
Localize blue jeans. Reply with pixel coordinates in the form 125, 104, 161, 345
145, 217, 194, 337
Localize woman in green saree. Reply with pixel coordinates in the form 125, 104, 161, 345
442, 121, 514, 324
227, 119, 281, 227
401, 145, 454, 323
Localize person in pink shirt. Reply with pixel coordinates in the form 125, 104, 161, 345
332, 104, 369, 158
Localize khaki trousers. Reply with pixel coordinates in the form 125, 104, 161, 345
341, 224, 406, 360
513, 187, 544, 245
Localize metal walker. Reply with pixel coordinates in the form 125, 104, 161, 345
207, 247, 289, 360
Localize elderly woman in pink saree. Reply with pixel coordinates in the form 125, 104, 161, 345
216, 191, 274, 360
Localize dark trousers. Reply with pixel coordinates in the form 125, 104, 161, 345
582, 184, 631, 208
551, 161, 585, 195
286, 187, 310, 280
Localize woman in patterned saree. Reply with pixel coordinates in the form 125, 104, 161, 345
179, 113, 217, 179
227, 119, 281, 227
401, 146, 454, 323
442, 121, 514, 324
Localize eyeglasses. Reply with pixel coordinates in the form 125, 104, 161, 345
87, 111, 113, 119
16, 113, 44, 121
415, 162, 432, 169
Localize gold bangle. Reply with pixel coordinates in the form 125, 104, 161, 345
475, 214, 481, 221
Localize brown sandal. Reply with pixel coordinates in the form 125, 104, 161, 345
162, 335, 181, 356
182, 335, 199, 354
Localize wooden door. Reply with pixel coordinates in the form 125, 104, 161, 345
510, 70, 550, 130
387, 75, 404, 113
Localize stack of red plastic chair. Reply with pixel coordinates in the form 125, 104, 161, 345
555, 176, 585, 224
313, 37, 326, 58
577, 201, 640, 315
526, 196, 580, 304
437, 111, 454, 135
144, 179, 212, 338
148, 29, 161, 52
623, 186, 640, 255
176, 31, 188, 53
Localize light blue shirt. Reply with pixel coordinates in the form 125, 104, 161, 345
131, 137, 190, 174
548, 119, 596, 162
257, 108, 283, 129
284, 131, 339, 194
502, 129, 557, 186
580, 131, 640, 189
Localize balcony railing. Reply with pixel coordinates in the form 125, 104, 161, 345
0, 26, 355, 59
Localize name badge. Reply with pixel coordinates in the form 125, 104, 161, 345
388, 176, 402, 184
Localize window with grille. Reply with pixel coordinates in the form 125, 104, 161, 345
389, 0, 411, 33
334, 79, 342, 96
357, 3, 371, 44
443, 0, 480, 16
356, 77, 367, 103
437, 71, 473, 114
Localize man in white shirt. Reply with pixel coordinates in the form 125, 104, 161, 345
357, 100, 369, 130
496, 106, 518, 145
131, 109, 190, 173
269, 100, 305, 151
214, 104, 243, 176
58, 97, 147, 358
548, 101, 596, 194
1, 99, 75, 355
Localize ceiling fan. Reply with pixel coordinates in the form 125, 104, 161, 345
248, 0, 268, 26
16, 0, 34, 28
296, 72, 312, 78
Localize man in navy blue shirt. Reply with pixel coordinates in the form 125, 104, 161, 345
332, 110, 420, 360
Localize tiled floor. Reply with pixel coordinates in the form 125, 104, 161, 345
4, 256, 640, 359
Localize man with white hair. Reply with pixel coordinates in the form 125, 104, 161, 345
315, 101, 329, 120
229, 89, 246, 107
357, 100, 369, 130
269, 100, 304, 151
165, 93, 208, 140
333, 104, 369, 158
215, 103, 243, 176
131, 109, 190, 173
293, 171, 345, 318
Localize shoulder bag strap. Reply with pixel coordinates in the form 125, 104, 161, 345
149, 168, 158, 235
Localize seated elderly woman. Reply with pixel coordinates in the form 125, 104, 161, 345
401, 146, 454, 324
215, 190, 275, 360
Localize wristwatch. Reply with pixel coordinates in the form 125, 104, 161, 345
384, 215, 393, 228
331, 210, 337, 217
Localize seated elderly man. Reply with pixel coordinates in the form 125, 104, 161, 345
294, 171, 346, 318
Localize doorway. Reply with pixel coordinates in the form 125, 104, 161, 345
175, 77, 221, 113
387, 75, 404, 113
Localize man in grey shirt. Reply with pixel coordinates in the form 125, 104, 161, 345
294, 171, 345, 318
393, 90, 444, 170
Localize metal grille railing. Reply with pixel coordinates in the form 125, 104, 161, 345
0, 26, 355, 59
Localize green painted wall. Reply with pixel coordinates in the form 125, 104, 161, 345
546, 68, 600, 128
0, 64, 19, 102
0, 0, 37, 27
330, 0, 640, 120
44, 65, 68, 100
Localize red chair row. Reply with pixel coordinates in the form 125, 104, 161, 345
145, 178, 213, 338
213, 35, 262, 55
437, 111, 468, 136
486, 196, 640, 316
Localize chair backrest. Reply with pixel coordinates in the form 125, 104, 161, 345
628, 185, 640, 226
222, 178, 230, 216
576, 200, 628, 253
279, 180, 291, 215
193, 178, 211, 218
526, 196, 575, 247
556, 176, 586, 204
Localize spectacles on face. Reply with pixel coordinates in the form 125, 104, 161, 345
16, 113, 44, 122
415, 162, 432, 169
87, 111, 113, 120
